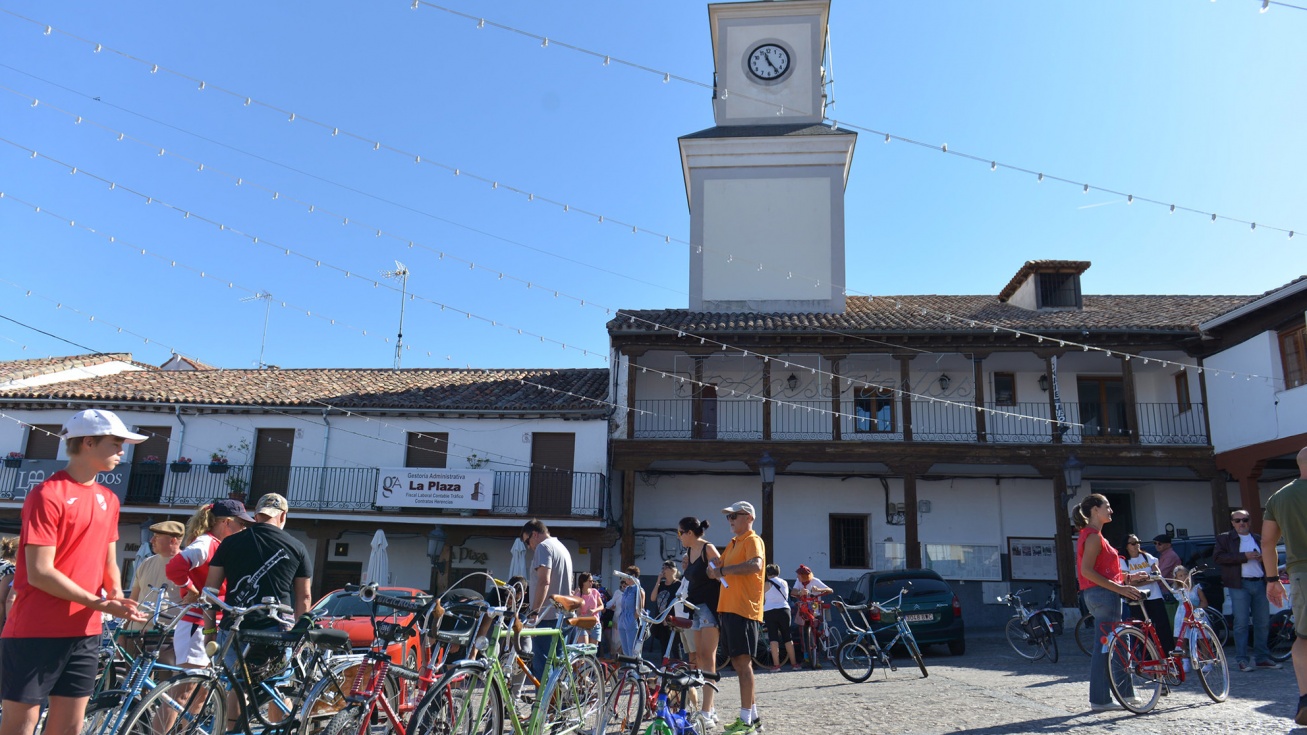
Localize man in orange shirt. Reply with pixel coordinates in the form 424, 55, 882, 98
708, 501, 766, 735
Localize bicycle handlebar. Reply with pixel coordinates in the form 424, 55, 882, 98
201, 587, 294, 627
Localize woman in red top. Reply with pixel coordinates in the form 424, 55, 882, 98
165, 500, 248, 668
1074, 493, 1142, 712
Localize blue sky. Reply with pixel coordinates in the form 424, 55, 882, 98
0, 0, 1303, 371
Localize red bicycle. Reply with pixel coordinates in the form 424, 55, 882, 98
795, 590, 839, 669
1104, 574, 1229, 714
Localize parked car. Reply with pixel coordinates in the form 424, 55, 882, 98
311, 586, 430, 669
846, 569, 966, 655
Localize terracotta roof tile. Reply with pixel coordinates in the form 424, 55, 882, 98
609, 294, 1255, 336
0, 353, 150, 384
0, 366, 610, 412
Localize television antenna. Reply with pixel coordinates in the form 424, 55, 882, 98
381, 261, 410, 369
239, 291, 274, 369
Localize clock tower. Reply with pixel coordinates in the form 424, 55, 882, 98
680, 0, 855, 314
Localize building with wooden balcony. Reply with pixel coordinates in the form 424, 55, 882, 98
0, 359, 612, 598
604, 0, 1268, 622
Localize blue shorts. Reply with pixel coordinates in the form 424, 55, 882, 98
690, 604, 717, 631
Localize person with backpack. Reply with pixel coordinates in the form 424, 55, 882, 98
762, 564, 797, 671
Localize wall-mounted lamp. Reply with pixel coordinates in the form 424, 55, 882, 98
1061, 453, 1085, 504
786, 373, 798, 391
427, 526, 447, 560
1038, 374, 1049, 392
938, 374, 951, 391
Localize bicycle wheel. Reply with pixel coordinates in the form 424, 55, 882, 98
804, 625, 818, 669
1204, 607, 1230, 646
903, 630, 927, 678
1005, 618, 1042, 661
714, 638, 730, 671
116, 673, 226, 735
601, 668, 645, 735
409, 666, 502, 735
1192, 621, 1230, 702
1269, 610, 1296, 663
568, 654, 605, 734
296, 656, 366, 735
1075, 615, 1095, 656
1044, 630, 1059, 664
323, 705, 366, 735
1106, 627, 1162, 714
835, 636, 875, 683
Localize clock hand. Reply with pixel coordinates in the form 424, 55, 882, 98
764, 51, 779, 72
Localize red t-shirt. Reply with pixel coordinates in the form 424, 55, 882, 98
1076, 527, 1123, 592
4, 471, 120, 638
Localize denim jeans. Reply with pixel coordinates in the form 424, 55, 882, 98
1229, 580, 1271, 664
1083, 586, 1123, 706
531, 618, 561, 682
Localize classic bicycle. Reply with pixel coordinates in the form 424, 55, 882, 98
1105, 574, 1229, 714
1270, 609, 1296, 663
600, 578, 698, 735
999, 588, 1063, 663
830, 583, 927, 682
633, 663, 719, 735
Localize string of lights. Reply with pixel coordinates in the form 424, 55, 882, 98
2, 87, 1279, 388
0, 6, 1297, 265
0, 139, 1279, 434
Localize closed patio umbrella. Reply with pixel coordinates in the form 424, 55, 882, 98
363, 529, 390, 586
509, 536, 529, 581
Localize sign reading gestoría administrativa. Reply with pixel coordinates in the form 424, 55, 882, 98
375, 468, 493, 510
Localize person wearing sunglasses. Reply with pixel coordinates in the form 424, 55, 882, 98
1214, 509, 1281, 672
1118, 535, 1174, 655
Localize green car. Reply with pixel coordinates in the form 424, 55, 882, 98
848, 569, 966, 656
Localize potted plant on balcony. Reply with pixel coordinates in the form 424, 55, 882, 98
3, 452, 21, 469
170, 456, 193, 473
226, 475, 249, 502
138, 455, 163, 474
209, 452, 230, 474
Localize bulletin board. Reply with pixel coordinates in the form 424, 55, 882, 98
1007, 537, 1058, 581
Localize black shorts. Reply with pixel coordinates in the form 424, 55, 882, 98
718, 612, 759, 660
763, 608, 792, 644
1, 635, 100, 703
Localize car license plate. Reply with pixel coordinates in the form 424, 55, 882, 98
905, 613, 933, 623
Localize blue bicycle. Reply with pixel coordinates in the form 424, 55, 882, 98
641, 663, 719, 735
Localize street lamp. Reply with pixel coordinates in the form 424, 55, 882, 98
759, 452, 776, 562
1062, 454, 1084, 503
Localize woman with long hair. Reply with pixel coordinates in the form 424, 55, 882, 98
165, 500, 247, 669
679, 516, 720, 727
1120, 534, 1175, 654
573, 572, 604, 645
1074, 493, 1142, 711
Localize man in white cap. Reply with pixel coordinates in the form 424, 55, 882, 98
708, 501, 766, 735
0, 409, 148, 735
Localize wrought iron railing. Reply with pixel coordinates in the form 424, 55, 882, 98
0, 463, 607, 517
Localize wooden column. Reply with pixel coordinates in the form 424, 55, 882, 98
831, 358, 843, 441
1052, 471, 1079, 606
625, 355, 637, 440
1210, 473, 1231, 538
972, 356, 987, 443
903, 471, 921, 569
691, 358, 705, 439
621, 471, 635, 567
1197, 358, 1213, 444
762, 357, 772, 441
1237, 464, 1267, 531
1120, 354, 1139, 441
898, 356, 914, 442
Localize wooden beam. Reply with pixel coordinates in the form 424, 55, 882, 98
622, 471, 635, 567
972, 356, 986, 443
898, 357, 914, 442
831, 358, 842, 441
1121, 355, 1140, 440
904, 472, 920, 569
626, 356, 637, 440
762, 358, 772, 441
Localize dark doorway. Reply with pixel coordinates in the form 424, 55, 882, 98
528, 433, 575, 516
127, 427, 172, 504
250, 428, 295, 507
1100, 491, 1136, 552
1077, 378, 1128, 438
696, 385, 718, 440
320, 561, 363, 594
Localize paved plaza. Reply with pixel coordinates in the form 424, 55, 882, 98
710, 631, 1302, 735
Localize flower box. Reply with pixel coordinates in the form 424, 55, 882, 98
2, 458, 20, 469
209, 463, 230, 474
170, 462, 192, 473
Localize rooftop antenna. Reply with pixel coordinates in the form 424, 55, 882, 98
381, 261, 410, 369
239, 291, 274, 368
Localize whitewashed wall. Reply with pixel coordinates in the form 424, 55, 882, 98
1205, 331, 1301, 452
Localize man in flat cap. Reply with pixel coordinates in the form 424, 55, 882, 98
129, 520, 186, 633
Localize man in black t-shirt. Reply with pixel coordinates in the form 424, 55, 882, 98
205, 493, 312, 629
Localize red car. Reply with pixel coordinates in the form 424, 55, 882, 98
311, 586, 431, 670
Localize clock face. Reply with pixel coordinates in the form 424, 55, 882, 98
748, 44, 790, 81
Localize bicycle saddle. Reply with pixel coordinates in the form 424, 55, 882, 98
565, 615, 599, 630
833, 601, 868, 612
550, 594, 584, 612
306, 628, 352, 651
240, 628, 304, 645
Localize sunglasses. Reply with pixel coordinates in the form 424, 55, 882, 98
1233, 518, 1250, 523
1127, 541, 1140, 546
726, 513, 742, 521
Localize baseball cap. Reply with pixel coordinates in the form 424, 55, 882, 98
210, 498, 255, 523
796, 564, 812, 575
149, 520, 186, 537
1153, 534, 1173, 545
722, 501, 755, 517
60, 409, 148, 444
254, 493, 289, 518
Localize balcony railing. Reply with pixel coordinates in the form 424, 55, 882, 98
630, 398, 1208, 445
0, 464, 607, 518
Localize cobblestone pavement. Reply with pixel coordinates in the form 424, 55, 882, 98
705, 631, 1302, 735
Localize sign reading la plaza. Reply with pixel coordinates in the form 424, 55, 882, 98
375, 468, 493, 510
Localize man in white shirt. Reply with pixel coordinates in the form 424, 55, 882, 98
1214, 509, 1279, 672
